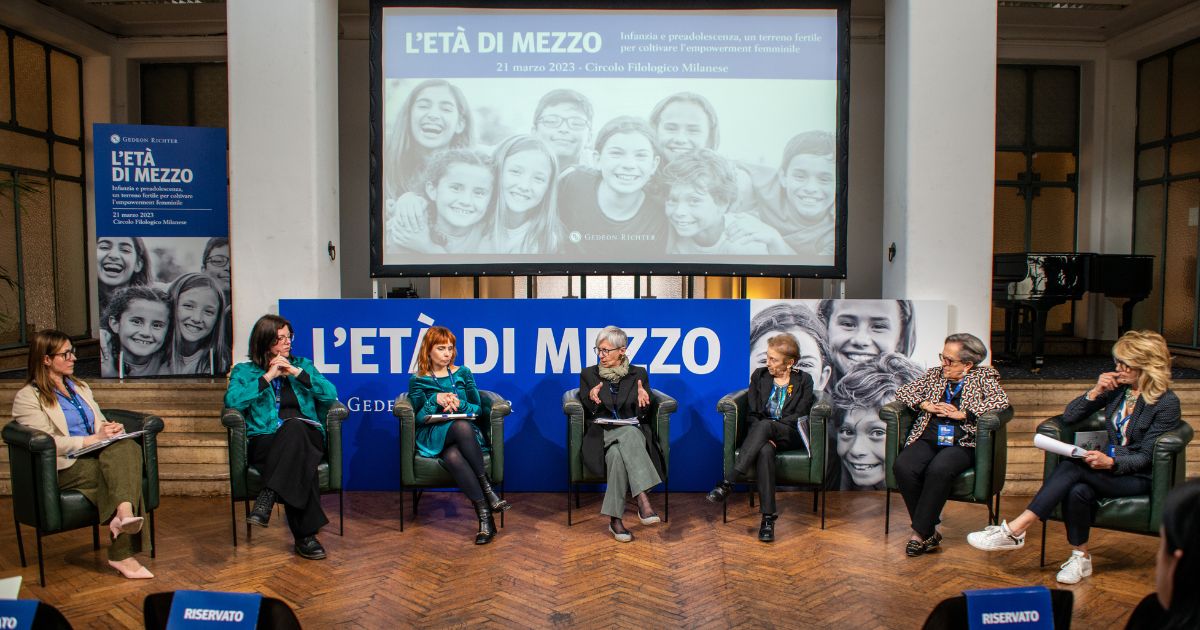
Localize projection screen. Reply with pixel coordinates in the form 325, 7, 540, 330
370, 1, 850, 278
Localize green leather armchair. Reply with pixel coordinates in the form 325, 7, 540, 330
562, 387, 674, 526
716, 390, 833, 528
221, 402, 348, 546
391, 390, 510, 531
1035, 412, 1193, 566
3, 409, 163, 587
881, 401, 1015, 533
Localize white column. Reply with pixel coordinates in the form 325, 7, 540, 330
882, 0, 997, 348
227, 0, 341, 360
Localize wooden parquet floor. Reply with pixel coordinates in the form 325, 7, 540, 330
0, 491, 1159, 629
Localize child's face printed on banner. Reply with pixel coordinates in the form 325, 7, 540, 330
750, 327, 831, 392
534, 103, 590, 161
781, 153, 834, 222
596, 132, 659, 195
202, 244, 231, 293
176, 286, 220, 343
96, 237, 142, 287
837, 407, 887, 487
410, 85, 466, 151
827, 301, 902, 376
110, 299, 169, 358
426, 163, 493, 230
665, 183, 727, 239
502, 149, 553, 215
656, 101, 712, 160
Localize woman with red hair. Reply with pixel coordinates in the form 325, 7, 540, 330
407, 326, 510, 544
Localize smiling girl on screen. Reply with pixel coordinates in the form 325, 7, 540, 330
558, 116, 667, 255
96, 236, 151, 313
386, 79, 474, 200
102, 285, 171, 378
165, 272, 229, 376
387, 148, 495, 255
482, 135, 565, 255
660, 149, 791, 256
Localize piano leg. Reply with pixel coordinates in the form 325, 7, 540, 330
1032, 306, 1051, 371
1119, 298, 1140, 336
1003, 306, 1020, 359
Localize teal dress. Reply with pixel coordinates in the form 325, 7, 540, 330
408, 366, 486, 458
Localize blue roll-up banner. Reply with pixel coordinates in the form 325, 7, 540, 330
166, 591, 262, 629
0, 600, 40, 629
964, 586, 1054, 629
92, 123, 232, 378
280, 298, 947, 491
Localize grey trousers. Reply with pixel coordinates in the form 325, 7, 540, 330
601, 425, 662, 518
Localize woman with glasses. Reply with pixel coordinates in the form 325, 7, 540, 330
11, 330, 153, 578
969, 330, 1181, 585
224, 314, 340, 560
578, 326, 665, 542
891, 333, 1010, 556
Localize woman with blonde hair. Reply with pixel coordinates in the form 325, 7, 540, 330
969, 330, 1182, 585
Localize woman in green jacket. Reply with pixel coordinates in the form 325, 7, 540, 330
224, 314, 339, 560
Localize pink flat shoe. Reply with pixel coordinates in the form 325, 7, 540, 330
109, 559, 153, 579
109, 515, 143, 539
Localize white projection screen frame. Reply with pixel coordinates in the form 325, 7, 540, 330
369, 0, 851, 278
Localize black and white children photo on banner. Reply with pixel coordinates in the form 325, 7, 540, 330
98, 235, 232, 378
381, 77, 837, 267
749, 300, 948, 491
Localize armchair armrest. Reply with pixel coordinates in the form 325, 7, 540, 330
1150, 421, 1195, 530
325, 401, 347, 490
479, 390, 510, 483
882, 400, 914, 489
717, 389, 748, 481
392, 394, 417, 484
971, 406, 1014, 501
221, 408, 249, 499
103, 409, 164, 508
1037, 413, 1105, 483
808, 401, 832, 482
563, 388, 585, 479
648, 389, 675, 475
2, 422, 63, 531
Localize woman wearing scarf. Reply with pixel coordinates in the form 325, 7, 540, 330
578, 326, 665, 542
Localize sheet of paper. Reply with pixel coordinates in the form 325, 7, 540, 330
1033, 433, 1085, 458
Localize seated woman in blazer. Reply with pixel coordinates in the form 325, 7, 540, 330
11, 329, 151, 579
969, 330, 1183, 585
706, 332, 814, 542
578, 326, 665, 543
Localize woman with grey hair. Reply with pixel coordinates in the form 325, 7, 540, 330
892, 333, 1010, 556
578, 326, 665, 542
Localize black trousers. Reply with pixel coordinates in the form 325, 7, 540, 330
249, 419, 329, 540
1026, 458, 1150, 546
733, 420, 802, 515
892, 432, 974, 539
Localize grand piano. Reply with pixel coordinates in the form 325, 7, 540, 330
992, 252, 1154, 369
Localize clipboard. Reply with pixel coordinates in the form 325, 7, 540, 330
67, 430, 145, 458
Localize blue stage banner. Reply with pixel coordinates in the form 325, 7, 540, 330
0, 600, 40, 629
281, 298, 748, 491
964, 586, 1053, 630
166, 591, 262, 629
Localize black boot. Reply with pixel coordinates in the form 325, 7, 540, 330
248, 488, 276, 527
758, 513, 778, 542
472, 499, 496, 545
706, 480, 734, 503
477, 474, 511, 512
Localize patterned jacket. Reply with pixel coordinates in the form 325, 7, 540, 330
893, 366, 1010, 448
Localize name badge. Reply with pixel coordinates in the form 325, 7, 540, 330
167, 591, 262, 629
0, 600, 39, 629
937, 424, 955, 447
964, 586, 1053, 629
1107, 444, 1115, 457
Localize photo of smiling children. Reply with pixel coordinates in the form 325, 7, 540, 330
102, 285, 171, 378
485, 135, 564, 255
386, 148, 495, 255
557, 116, 666, 257
756, 131, 837, 259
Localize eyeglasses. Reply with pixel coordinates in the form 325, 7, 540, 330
275, 334, 294, 344
204, 255, 230, 269
51, 348, 77, 359
1114, 358, 1131, 370
938, 353, 966, 366
537, 115, 589, 131
594, 346, 623, 356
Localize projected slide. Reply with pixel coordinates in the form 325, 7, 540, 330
374, 7, 844, 276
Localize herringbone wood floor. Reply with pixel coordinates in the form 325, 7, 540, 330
0, 491, 1159, 628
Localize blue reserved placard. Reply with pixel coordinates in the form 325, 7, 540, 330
0, 600, 39, 629
964, 586, 1053, 629
167, 591, 262, 629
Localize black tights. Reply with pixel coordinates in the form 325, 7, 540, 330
439, 420, 487, 502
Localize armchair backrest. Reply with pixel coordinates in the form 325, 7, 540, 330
222, 402, 347, 497
392, 390, 510, 485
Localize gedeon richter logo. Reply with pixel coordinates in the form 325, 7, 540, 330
309, 313, 721, 377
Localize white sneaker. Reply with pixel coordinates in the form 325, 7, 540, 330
966, 520, 1026, 551
1056, 551, 1093, 584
